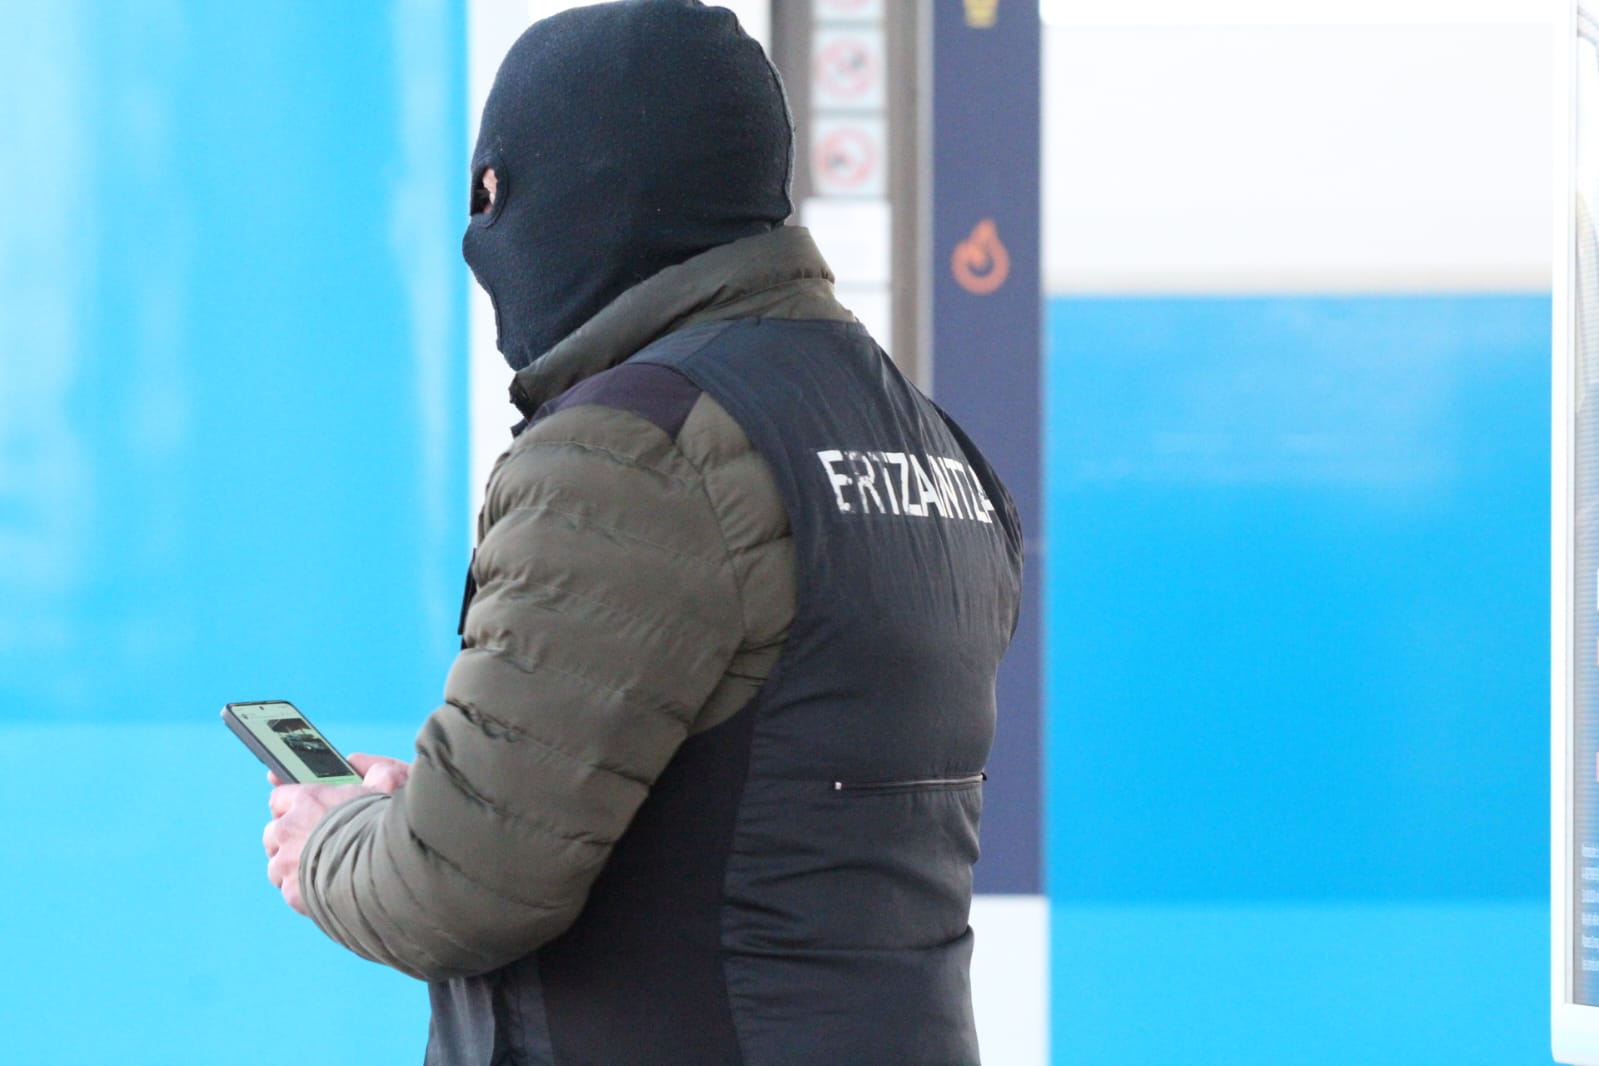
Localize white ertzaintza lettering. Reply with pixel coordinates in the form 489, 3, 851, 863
816, 450, 854, 513
929, 456, 968, 520
882, 452, 919, 516
870, 451, 902, 514
908, 455, 944, 518
814, 450, 998, 525
846, 450, 887, 514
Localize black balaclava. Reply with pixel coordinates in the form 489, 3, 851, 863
463, 0, 794, 371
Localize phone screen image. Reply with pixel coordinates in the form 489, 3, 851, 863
268, 716, 355, 779
223, 701, 362, 785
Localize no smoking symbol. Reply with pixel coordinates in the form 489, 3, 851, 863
815, 37, 876, 100
815, 128, 877, 192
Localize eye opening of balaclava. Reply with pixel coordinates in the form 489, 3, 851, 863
468, 164, 495, 219
463, 0, 795, 372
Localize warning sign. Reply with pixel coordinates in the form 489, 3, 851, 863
811, 27, 885, 113
815, 0, 884, 21
810, 116, 886, 198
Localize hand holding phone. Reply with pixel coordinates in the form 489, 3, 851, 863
221, 700, 363, 785
227, 701, 413, 916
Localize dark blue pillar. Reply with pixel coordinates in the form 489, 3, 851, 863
930, 0, 1042, 894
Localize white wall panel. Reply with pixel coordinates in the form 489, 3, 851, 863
1044, 18, 1554, 293
971, 894, 1049, 1066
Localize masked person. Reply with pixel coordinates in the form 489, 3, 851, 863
260, 2, 1022, 1063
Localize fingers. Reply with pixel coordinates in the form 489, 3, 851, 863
269, 784, 300, 818
267, 769, 283, 787
262, 780, 377, 917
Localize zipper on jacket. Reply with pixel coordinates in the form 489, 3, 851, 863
831, 772, 986, 794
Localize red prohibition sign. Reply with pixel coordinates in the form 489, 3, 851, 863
815, 128, 877, 190
815, 37, 876, 100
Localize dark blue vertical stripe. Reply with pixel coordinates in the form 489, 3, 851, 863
930, 0, 1043, 895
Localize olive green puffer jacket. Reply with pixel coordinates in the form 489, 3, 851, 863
299, 227, 850, 980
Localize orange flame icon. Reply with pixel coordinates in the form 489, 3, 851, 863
951, 218, 1010, 295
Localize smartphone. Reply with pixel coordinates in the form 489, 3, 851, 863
221, 700, 363, 785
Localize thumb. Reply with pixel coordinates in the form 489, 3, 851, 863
349, 752, 409, 793
346, 752, 384, 775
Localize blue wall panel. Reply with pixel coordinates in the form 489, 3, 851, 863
1046, 293, 1549, 903
0, 3, 466, 1062
1044, 293, 1551, 1064
1050, 900, 1548, 1065
0, 1, 468, 726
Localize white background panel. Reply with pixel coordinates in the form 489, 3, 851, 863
971, 894, 1049, 1066
1044, 10, 1554, 292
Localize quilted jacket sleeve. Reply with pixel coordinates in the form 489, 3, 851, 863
297, 401, 749, 981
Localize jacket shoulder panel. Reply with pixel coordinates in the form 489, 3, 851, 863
538, 360, 703, 441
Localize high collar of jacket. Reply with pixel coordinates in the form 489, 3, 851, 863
508, 225, 845, 418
